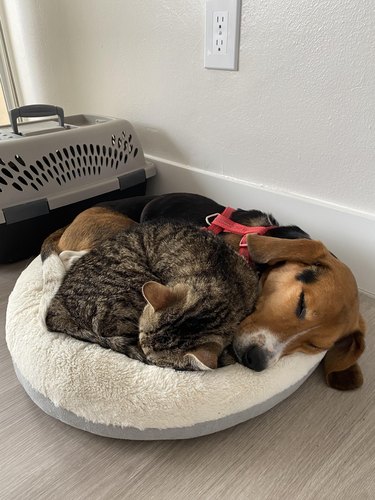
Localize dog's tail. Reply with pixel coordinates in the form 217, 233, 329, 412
40, 226, 65, 261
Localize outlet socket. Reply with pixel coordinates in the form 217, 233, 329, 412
205, 0, 241, 70
213, 11, 228, 55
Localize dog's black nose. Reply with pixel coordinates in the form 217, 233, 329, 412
242, 346, 267, 372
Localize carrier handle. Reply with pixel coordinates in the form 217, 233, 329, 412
9, 104, 65, 135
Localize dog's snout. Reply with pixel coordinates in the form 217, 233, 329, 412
242, 346, 268, 372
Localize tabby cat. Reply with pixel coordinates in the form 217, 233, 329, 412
46, 221, 258, 370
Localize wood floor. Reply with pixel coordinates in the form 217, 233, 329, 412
1, 260, 374, 500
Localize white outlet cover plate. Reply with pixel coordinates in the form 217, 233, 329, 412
205, 0, 241, 71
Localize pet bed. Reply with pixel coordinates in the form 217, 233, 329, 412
6, 257, 325, 440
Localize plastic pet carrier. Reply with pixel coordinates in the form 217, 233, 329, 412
0, 105, 155, 262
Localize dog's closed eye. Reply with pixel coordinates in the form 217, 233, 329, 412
296, 291, 306, 319
305, 342, 321, 350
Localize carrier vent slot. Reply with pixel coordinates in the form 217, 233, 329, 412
0, 131, 136, 194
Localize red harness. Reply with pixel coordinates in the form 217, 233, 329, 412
202, 207, 275, 263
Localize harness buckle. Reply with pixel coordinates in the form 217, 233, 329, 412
205, 213, 220, 226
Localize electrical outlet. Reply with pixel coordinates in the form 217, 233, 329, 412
213, 11, 228, 55
205, 0, 241, 70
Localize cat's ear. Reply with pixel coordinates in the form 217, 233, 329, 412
142, 281, 183, 312
184, 342, 222, 370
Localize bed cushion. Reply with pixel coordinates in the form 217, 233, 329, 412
6, 257, 324, 440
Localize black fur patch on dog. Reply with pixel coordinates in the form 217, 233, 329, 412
296, 268, 318, 284
98, 193, 310, 242
265, 225, 310, 240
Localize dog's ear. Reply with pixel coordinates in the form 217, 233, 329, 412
246, 234, 328, 265
184, 342, 222, 370
142, 281, 187, 312
324, 316, 366, 390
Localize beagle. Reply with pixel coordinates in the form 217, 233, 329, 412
41, 199, 366, 390
100, 193, 366, 390
235, 235, 365, 391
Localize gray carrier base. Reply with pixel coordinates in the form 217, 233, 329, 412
0, 105, 155, 262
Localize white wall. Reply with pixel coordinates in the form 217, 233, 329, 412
2, 0, 375, 214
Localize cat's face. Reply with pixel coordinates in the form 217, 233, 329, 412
138, 281, 230, 370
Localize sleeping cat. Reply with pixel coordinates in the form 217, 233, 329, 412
46, 221, 258, 370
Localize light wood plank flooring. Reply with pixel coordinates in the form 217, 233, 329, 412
1, 260, 374, 500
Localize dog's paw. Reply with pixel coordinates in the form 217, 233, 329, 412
59, 250, 88, 270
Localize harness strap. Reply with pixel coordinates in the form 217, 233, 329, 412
204, 207, 236, 234
203, 207, 277, 264
204, 208, 275, 237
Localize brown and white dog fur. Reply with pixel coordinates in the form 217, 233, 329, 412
41, 206, 136, 261
40, 204, 366, 390
238, 235, 365, 391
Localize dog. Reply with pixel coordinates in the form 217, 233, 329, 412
240, 235, 365, 390
98, 193, 366, 390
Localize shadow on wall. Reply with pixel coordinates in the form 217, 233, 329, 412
134, 124, 189, 166
146, 169, 206, 199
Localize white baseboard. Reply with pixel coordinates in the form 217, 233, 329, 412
146, 155, 375, 296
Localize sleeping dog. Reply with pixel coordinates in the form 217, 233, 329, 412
41, 194, 365, 390
98, 193, 366, 391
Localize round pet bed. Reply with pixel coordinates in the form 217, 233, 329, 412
6, 257, 325, 440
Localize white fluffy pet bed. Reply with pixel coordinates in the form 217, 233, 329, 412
6, 257, 324, 440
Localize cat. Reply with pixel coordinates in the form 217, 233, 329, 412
45, 220, 258, 370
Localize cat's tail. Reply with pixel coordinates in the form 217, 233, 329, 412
39, 252, 67, 329
39, 227, 88, 328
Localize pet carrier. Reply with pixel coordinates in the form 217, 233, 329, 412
0, 104, 155, 262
